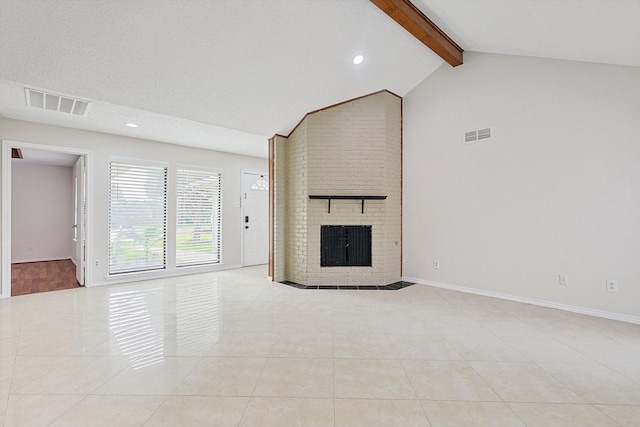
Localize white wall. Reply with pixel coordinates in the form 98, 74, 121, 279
403, 52, 640, 319
11, 162, 74, 262
1, 118, 267, 286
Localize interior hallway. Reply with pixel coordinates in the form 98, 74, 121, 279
11, 259, 80, 296
0, 265, 638, 426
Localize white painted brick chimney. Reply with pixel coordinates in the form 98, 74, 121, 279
272, 91, 402, 286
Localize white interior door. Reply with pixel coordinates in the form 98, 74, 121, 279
242, 172, 269, 266
74, 156, 86, 285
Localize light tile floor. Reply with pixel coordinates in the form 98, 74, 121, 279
0, 265, 639, 426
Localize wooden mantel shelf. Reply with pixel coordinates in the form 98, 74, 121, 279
309, 195, 387, 214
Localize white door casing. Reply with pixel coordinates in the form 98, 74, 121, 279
74, 156, 86, 285
1, 140, 93, 298
242, 172, 269, 266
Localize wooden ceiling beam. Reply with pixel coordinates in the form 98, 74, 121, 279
370, 0, 463, 67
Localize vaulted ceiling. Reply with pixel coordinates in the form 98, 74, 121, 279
1, 0, 638, 158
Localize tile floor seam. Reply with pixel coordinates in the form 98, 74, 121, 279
9, 355, 71, 395
464, 361, 520, 405
492, 331, 531, 362
610, 365, 640, 386
502, 402, 528, 427
555, 336, 617, 367
4, 347, 18, 397
248, 356, 270, 399
533, 360, 604, 404
419, 400, 533, 427
438, 334, 474, 363
233, 395, 252, 427
439, 334, 465, 362
413, 397, 432, 426
502, 398, 592, 405
44, 393, 91, 427
417, 400, 435, 427
591, 403, 627, 427
330, 350, 336, 397
1, 375, 11, 427
467, 362, 505, 403
4, 394, 86, 427
157, 355, 206, 397
133, 394, 173, 427
399, 358, 425, 403
84, 357, 135, 396
506, 402, 627, 427
332, 357, 336, 427
535, 359, 640, 406
587, 350, 640, 386
385, 331, 399, 360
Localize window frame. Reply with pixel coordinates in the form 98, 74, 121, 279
108, 158, 169, 275
175, 164, 223, 268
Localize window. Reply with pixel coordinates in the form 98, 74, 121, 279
251, 176, 268, 190
109, 162, 167, 274
176, 167, 222, 267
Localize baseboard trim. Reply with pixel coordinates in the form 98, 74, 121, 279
404, 276, 640, 325
12, 257, 73, 264
91, 263, 243, 287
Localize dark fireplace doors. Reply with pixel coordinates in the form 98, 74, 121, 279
321, 225, 372, 267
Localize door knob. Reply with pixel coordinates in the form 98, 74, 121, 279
245, 226, 249, 229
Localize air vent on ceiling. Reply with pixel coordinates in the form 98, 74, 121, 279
463, 127, 492, 144
24, 88, 90, 116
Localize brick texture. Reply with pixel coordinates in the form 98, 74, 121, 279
273, 91, 401, 285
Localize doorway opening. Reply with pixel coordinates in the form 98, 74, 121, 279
1, 140, 92, 298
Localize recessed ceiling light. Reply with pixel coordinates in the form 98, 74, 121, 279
125, 122, 138, 128
353, 55, 364, 65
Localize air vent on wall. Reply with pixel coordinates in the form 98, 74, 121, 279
24, 88, 90, 116
463, 127, 492, 144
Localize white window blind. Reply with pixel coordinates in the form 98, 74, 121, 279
176, 168, 222, 267
109, 162, 167, 274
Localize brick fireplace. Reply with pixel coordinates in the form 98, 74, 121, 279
270, 91, 402, 286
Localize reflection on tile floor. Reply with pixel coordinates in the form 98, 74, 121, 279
0, 265, 638, 426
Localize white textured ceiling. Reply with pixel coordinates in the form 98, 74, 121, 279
1, 0, 638, 159
413, 0, 640, 67
0, 0, 442, 158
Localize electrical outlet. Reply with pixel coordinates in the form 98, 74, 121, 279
433, 260, 440, 269
94, 260, 100, 268
559, 275, 568, 286
606, 280, 618, 293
